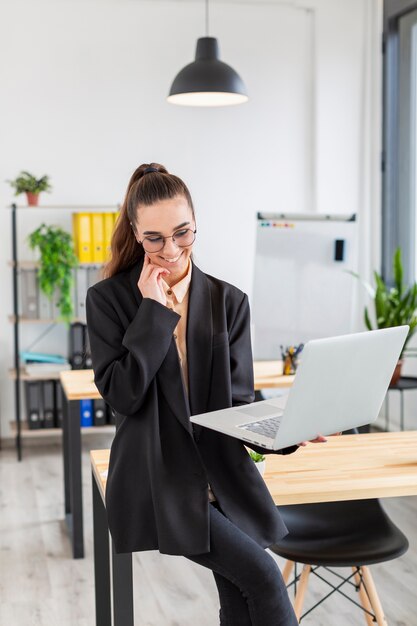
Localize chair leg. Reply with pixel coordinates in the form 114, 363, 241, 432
352, 567, 374, 626
282, 560, 294, 584
360, 566, 388, 626
293, 564, 311, 622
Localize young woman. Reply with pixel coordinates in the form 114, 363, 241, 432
86, 163, 324, 626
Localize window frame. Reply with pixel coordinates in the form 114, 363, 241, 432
383, 0, 417, 285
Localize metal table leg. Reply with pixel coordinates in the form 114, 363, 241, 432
68, 398, 84, 558
92, 472, 111, 626
112, 541, 134, 626
62, 386, 71, 515
62, 387, 84, 558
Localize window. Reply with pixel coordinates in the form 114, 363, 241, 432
383, 0, 417, 284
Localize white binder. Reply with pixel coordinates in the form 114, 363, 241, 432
21, 269, 39, 319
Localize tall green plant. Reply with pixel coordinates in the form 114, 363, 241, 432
351, 248, 417, 357
28, 224, 78, 324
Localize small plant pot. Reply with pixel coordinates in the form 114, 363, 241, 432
254, 460, 266, 476
26, 192, 40, 206
390, 359, 403, 387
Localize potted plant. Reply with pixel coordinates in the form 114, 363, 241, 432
7, 171, 52, 206
248, 449, 266, 476
351, 248, 417, 384
28, 224, 78, 324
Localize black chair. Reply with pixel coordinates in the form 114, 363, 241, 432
270, 498, 408, 624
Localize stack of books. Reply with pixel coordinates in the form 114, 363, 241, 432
20, 351, 71, 376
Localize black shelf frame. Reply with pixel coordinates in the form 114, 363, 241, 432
9, 202, 120, 460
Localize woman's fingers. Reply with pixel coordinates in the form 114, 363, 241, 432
150, 266, 170, 280
137, 256, 171, 305
312, 434, 328, 442
297, 434, 328, 446
140, 254, 154, 279
140, 257, 170, 283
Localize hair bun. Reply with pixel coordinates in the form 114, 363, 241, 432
142, 162, 168, 176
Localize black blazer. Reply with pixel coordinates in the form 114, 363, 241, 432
86, 257, 298, 555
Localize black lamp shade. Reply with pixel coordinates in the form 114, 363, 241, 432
167, 37, 248, 106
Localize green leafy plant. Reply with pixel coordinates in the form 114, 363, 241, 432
350, 248, 417, 357
7, 171, 52, 195
248, 450, 266, 463
28, 224, 78, 324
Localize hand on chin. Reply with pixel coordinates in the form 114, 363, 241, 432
148, 251, 188, 283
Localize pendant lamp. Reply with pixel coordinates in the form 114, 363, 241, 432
167, 0, 248, 107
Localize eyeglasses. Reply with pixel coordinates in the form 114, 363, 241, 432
138, 228, 197, 253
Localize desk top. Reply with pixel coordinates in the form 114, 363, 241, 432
253, 361, 294, 390
60, 369, 101, 400
60, 361, 294, 400
90, 431, 417, 506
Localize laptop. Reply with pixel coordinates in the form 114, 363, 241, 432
190, 326, 409, 450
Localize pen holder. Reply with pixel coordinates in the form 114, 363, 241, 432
281, 344, 304, 375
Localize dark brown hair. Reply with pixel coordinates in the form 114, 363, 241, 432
104, 162, 195, 278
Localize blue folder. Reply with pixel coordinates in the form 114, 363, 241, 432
80, 399, 93, 427
20, 351, 68, 364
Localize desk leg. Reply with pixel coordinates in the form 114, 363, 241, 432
111, 540, 134, 626
62, 386, 71, 516
68, 398, 84, 559
92, 472, 111, 626
400, 390, 404, 431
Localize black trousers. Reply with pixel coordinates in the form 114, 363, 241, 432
184, 501, 298, 626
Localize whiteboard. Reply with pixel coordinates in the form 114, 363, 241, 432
252, 213, 358, 360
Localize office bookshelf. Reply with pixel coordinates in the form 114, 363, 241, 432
7, 202, 120, 460
9, 421, 115, 439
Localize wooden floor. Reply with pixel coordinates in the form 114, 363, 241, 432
0, 436, 416, 626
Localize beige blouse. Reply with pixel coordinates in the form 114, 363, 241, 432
161, 260, 216, 502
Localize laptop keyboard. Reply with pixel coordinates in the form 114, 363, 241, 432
239, 415, 282, 438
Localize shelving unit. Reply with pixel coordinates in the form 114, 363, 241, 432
8, 315, 89, 324
9, 368, 63, 381
9, 421, 115, 438
8, 202, 120, 460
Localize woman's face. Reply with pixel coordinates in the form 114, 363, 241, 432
134, 195, 195, 284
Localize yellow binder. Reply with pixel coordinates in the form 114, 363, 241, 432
72, 213, 92, 263
91, 213, 105, 263
103, 213, 114, 261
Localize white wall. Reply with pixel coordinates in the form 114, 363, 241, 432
0, 0, 383, 438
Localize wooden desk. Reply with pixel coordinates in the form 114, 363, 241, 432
60, 369, 101, 400
90, 431, 417, 626
253, 360, 294, 390
91, 449, 134, 626
60, 369, 103, 559
61, 361, 293, 398
59, 362, 293, 559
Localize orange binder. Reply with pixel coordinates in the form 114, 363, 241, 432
72, 213, 92, 263
91, 213, 105, 263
